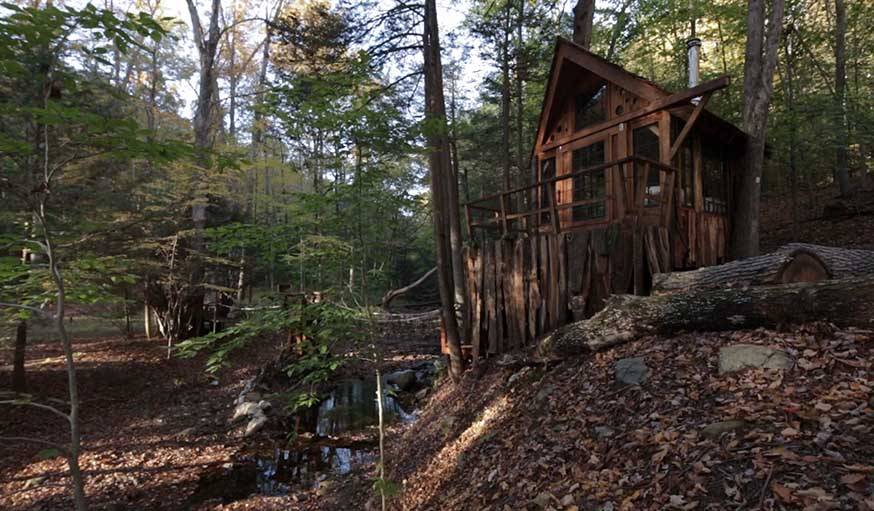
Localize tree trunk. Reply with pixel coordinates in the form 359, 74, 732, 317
423, 0, 465, 380
653, 243, 874, 292
783, 32, 799, 238
500, 3, 512, 192
572, 0, 596, 49
515, 0, 525, 195
731, 0, 784, 258
833, 0, 850, 196
11, 320, 26, 393
542, 275, 874, 357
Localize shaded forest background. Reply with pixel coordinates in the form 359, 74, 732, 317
2, 0, 872, 320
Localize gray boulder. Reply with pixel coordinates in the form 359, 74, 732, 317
701, 419, 747, 438
231, 401, 261, 423
244, 411, 267, 437
615, 357, 649, 385
718, 344, 791, 374
385, 369, 417, 391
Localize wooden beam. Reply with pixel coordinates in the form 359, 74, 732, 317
669, 92, 712, 160
561, 41, 665, 102
542, 76, 730, 152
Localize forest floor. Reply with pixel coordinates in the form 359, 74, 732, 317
0, 324, 439, 510
367, 324, 874, 510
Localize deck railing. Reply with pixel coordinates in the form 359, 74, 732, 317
464, 156, 677, 237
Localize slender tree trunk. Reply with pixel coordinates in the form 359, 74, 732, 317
731, 0, 784, 258
606, 0, 634, 61
572, 0, 596, 49
501, 4, 512, 192
12, 320, 27, 393
423, 0, 465, 380
833, 0, 850, 196
515, 0, 525, 193
783, 34, 799, 238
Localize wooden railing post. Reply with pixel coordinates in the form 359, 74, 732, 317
547, 180, 561, 234
499, 193, 509, 237
464, 203, 473, 241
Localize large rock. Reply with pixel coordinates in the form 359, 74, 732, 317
231, 401, 261, 423
385, 369, 416, 391
701, 419, 747, 438
718, 344, 791, 374
615, 357, 649, 385
244, 411, 267, 437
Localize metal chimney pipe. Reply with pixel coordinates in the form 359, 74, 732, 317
687, 37, 702, 104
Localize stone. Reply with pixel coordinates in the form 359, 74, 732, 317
594, 426, 614, 438
231, 401, 260, 423
244, 411, 267, 437
701, 419, 747, 438
615, 357, 649, 385
718, 344, 791, 374
179, 426, 198, 436
385, 369, 416, 391
258, 400, 272, 411
415, 388, 429, 400
507, 367, 531, 386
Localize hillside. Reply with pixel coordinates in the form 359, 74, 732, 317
370, 324, 873, 510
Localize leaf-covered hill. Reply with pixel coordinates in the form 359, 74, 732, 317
380, 324, 873, 510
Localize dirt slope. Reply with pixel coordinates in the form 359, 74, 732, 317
381, 324, 873, 510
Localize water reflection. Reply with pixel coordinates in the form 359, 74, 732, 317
315, 378, 412, 436
253, 445, 376, 493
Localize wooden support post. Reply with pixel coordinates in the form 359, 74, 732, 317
669, 92, 712, 160
464, 203, 473, 241
499, 193, 510, 237
636, 162, 649, 209
548, 180, 561, 234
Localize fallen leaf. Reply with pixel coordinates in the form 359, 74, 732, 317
771, 482, 794, 503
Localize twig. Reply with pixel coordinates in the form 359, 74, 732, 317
0, 399, 70, 423
758, 465, 775, 509
0, 436, 69, 454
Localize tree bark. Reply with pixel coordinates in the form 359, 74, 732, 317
11, 320, 26, 393
833, 0, 850, 196
542, 275, 874, 357
653, 243, 874, 292
731, 0, 784, 258
572, 0, 596, 49
500, 2, 512, 192
423, 0, 465, 380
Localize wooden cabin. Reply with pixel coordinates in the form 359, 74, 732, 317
458, 38, 748, 358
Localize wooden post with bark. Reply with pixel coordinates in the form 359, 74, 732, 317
423, 0, 465, 379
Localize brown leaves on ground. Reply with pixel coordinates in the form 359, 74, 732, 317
380, 323, 873, 510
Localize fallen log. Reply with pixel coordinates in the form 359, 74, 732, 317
540, 275, 874, 357
652, 243, 874, 293
381, 267, 437, 309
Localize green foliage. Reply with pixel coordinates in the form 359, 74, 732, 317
372, 476, 402, 498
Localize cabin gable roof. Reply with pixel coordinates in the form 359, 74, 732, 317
534, 38, 746, 153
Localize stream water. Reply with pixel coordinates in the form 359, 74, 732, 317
189, 378, 415, 504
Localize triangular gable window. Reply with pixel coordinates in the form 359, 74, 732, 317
574, 82, 606, 131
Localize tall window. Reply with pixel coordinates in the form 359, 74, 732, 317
632, 124, 661, 206
571, 141, 606, 221
574, 83, 607, 132
702, 143, 727, 213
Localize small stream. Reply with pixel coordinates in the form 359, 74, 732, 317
189, 377, 417, 504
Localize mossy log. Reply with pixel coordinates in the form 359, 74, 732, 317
540, 275, 874, 357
